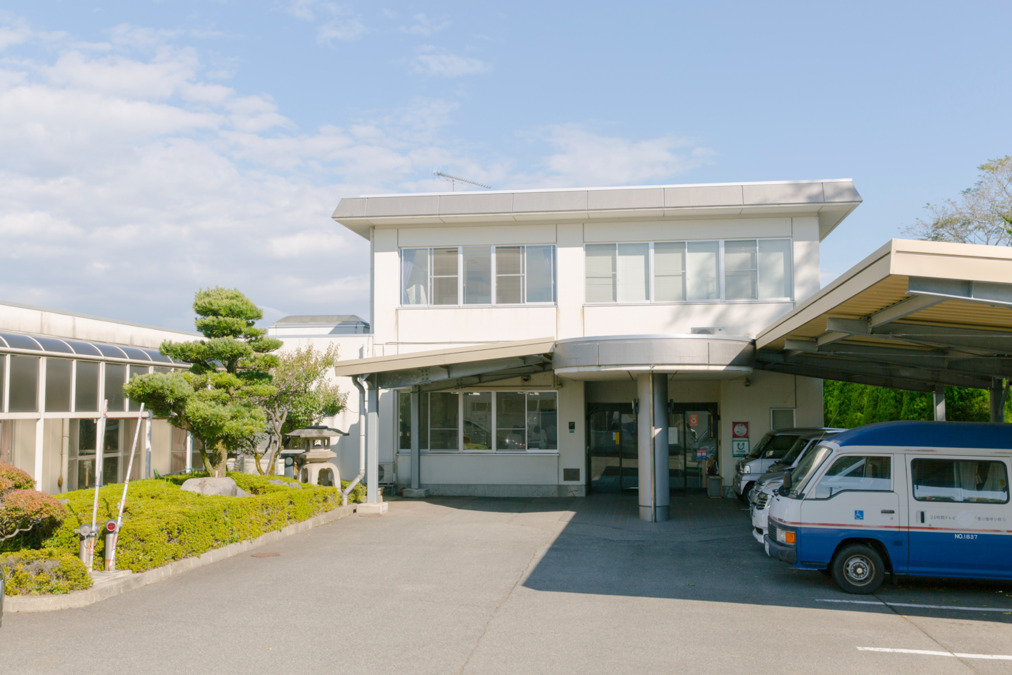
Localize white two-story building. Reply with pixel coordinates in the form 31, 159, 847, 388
326, 180, 862, 520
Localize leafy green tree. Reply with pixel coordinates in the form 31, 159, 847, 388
124, 288, 281, 477
905, 155, 1012, 245
242, 344, 345, 475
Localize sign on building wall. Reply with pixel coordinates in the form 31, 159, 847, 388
731, 421, 750, 457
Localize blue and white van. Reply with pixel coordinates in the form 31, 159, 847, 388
765, 421, 1012, 594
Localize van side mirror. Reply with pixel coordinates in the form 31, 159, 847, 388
781, 471, 792, 494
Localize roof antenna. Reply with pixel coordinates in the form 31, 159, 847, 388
433, 170, 491, 191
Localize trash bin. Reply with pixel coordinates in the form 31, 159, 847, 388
707, 475, 722, 498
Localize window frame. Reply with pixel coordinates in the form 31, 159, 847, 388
398, 390, 559, 453
583, 238, 794, 305
400, 245, 557, 308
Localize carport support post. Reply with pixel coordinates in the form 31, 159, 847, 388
410, 387, 420, 489
990, 378, 1007, 423
366, 383, 380, 503
933, 386, 946, 421
636, 373, 670, 522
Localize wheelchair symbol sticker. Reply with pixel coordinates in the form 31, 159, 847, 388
854, 510, 864, 521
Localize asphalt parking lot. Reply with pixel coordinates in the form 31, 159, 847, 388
2, 493, 1011, 673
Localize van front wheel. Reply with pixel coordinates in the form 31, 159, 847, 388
831, 544, 884, 594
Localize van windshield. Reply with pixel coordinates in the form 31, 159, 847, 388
778, 437, 810, 465
786, 444, 833, 497
761, 434, 801, 460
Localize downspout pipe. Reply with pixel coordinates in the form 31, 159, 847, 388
341, 375, 368, 506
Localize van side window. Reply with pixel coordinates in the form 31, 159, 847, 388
811, 455, 891, 499
911, 459, 1009, 504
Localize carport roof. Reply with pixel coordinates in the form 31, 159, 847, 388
755, 239, 1012, 391
331, 337, 556, 391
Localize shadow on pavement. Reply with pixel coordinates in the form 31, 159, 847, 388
427, 492, 1012, 623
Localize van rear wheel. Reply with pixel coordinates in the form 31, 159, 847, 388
831, 544, 884, 594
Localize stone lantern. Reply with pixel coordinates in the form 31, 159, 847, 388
285, 425, 347, 487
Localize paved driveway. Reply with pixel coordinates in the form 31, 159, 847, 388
2, 494, 1011, 673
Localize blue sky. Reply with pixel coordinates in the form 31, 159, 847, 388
2, 2, 1011, 331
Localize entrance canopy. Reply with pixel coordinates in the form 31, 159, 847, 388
755, 239, 1012, 391
331, 337, 556, 392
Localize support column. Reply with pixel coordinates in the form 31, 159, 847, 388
637, 373, 669, 522
366, 385, 380, 503
990, 378, 1007, 424
410, 388, 420, 489
404, 387, 428, 498
933, 386, 946, 422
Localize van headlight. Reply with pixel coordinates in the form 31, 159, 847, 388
742, 465, 751, 474
774, 524, 796, 545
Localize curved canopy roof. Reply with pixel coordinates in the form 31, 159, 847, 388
0, 332, 183, 365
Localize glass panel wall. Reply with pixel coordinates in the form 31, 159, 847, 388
105, 364, 126, 412
127, 365, 149, 411
9, 355, 39, 412
45, 358, 73, 412
69, 419, 97, 490
75, 361, 100, 412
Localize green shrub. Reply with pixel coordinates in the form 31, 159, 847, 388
0, 549, 92, 595
41, 473, 363, 574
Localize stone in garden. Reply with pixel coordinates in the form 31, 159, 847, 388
180, 477, 250, 497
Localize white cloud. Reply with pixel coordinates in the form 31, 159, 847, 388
400, 14, 449, 37
283, 1, 365, 44
531, 125, 713, 187
411, 46, 489, 77
0, 15, 31, 49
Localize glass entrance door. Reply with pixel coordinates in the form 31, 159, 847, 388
586, 403, 638, 493
668, 404, 718, 492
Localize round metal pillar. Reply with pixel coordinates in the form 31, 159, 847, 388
637, 373, 670, 522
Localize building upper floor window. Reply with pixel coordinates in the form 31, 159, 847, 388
585, 238, 793, 304
402, 245, 556, 306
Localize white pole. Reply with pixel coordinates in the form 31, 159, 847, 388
87, 400, 109, 572
107, 404, 145, 571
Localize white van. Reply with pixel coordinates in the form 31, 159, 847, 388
733, 427, 844, 501
765, 421, 1012, 594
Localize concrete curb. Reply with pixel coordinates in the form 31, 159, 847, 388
5, 504, 355, 613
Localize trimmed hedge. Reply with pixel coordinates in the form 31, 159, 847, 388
0, 549, 92, 595
41, 473, 365, 574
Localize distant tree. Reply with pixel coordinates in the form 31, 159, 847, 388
905, 155, 1012, 245
242, 344, 345, 475
124, 288, 281, 477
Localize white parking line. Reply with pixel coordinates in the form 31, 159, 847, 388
858, 647, 1012, 661
817, 598, 1012, 613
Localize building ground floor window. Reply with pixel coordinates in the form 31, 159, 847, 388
398, 390, 558, 452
